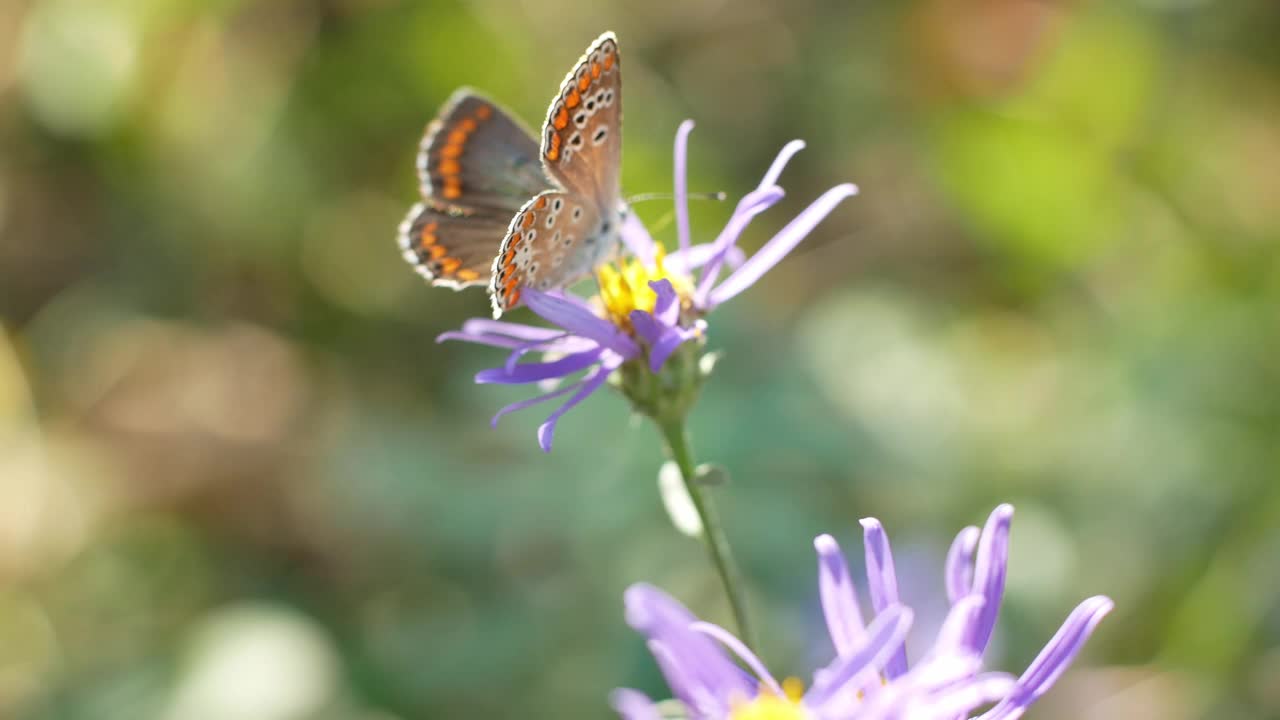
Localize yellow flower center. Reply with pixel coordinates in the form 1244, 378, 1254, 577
729, 678, 810, 720
595, 246, 692, 330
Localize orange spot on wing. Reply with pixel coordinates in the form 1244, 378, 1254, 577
443, 181, 462, 199
440, 144, 463, 159
577, 74, 591, 92
457, 269, 481, 282
546, 133, 562, 160
591, 62, 600, 79
447, 129, 467, 145
535, 196, 548, 209
438, 160, 460, 176
475, 105, 492, 120
506, 288, 521, 307
428, 244, 448, 260
457, 118, 477, 133
522, 212, 535, 229
554, 107, 568, 130
565, 90, 580, 109
603, 53, 615, 70
439, 257, 462, 274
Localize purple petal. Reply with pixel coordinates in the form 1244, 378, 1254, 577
609, 689, 661, 720
690, 621, 783, 696
459, 318, 565, 341
926, 673, 1017, 718
666, 243, 746, 275
475, 349, 602, 384
536, 358, 616, 452
946, 525, 981, 604
966, 504, 1013, 656
649, 279, 680, 326
524, 288, 640, 359
674, 119, 694, 254
629, 310, 664, 348
707, 183, 858, 307
624, 583, 755, 710
860, 518, 908, 679
695, 186, 786, 305
489, 377, 586, 428
977, 596, 1114, 720
647, 325, 695, 373
813, 534, 866, 657
758, 139, 806, 190
502, 332, 571, 373
806, 604, 914, 708
629, 309, 693, 374
436, 330, 544, 350
929, 594, 985, 658
620, 212, 657, 269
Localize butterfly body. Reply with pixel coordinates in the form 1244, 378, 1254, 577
398, 32, 624, 316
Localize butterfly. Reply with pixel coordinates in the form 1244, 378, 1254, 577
397, 31, 625, 318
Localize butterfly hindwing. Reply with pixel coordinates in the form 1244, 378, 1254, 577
489, 190, 618, 315
398, 202, 513, 289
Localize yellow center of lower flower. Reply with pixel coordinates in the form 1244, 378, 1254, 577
729, 678, 809, 720
595, 246, 692, 330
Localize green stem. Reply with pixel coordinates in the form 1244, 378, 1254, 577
657, 418, 757, 651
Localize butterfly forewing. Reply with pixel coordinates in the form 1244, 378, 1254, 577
418, 90, 551, 213
539, 32, 622, 209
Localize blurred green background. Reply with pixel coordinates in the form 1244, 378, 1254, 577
2, 0, 1279, 718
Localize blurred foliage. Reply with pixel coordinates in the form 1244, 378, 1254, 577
1, 0, 1279, 718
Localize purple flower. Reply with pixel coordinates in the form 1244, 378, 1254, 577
439, 121, 858, 451
612, 505, 1113, 720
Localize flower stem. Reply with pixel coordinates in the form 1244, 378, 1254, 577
657, 419, 756, 651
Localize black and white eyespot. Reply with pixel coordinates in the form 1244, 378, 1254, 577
551, 230, 562, 244
525, 229, 536, 242
586, 99, 596, 112
571, 207, 583, 222
574, 111, 587, 128
603, 89, 614, 105
552, 198, 563, 212
592, 126, 608, 146
563, 235, 573, 247
569, 132, 583, 148
545, 214, 555, 229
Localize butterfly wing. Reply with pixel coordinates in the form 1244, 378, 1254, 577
418, 89, 552, 213
403, 90, 554, 288
398, 202, 514, 288
490, 190, 621, 315
539, 32, 622, 209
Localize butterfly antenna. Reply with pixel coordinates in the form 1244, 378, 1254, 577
626, 191, 727, 204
